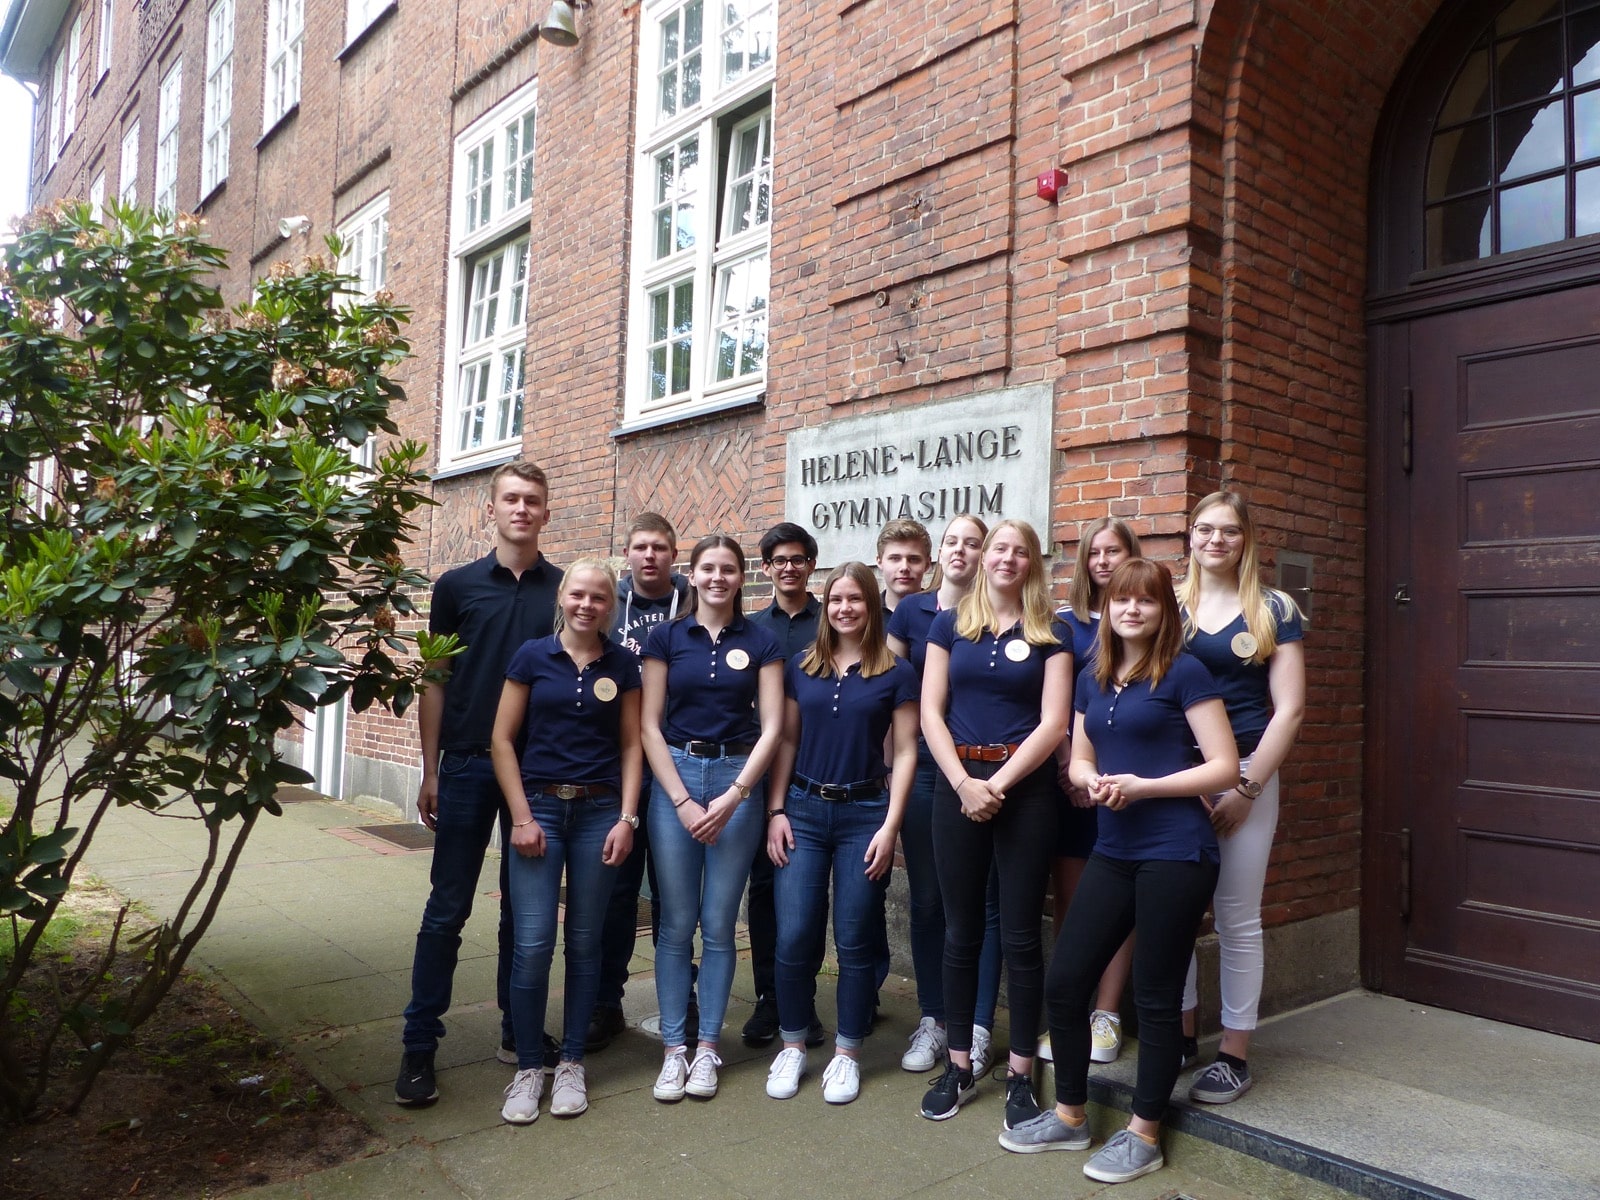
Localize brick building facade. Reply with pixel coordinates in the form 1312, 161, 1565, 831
8, 0, 1598, 1040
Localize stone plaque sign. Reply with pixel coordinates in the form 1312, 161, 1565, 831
786, 385, 1053, 566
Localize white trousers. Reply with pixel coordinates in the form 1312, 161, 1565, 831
1182, 759, 1279, 1031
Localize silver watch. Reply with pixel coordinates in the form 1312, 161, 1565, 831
617, 812, 640, 829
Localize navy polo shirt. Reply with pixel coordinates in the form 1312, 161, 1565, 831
504, 635, 641, 787
748, 595, 821, 659
885, 591, 942, 680
430, 551, 560, 753
1183, 595, 1303, 756
1056, 606, 1100, 668
642, 614, 784, 745
786, 655, 919, 785
927, 610, 1072, 746
1075, 653, 1222, 863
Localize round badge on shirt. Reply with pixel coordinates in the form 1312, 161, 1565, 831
1231, 631, 1258, 660
593, 677, 619, 702
726, 648, 751, 670
1005, 639, 1031, 662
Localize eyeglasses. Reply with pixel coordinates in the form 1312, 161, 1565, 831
1192, 524, 1244, 542
767, 554, 813, 568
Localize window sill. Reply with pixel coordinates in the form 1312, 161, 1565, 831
196, 178, 227, 210
610, 390, 765, 439
338, 2, 397, 61
256, 103, 299, 150
431, 449, 520, 482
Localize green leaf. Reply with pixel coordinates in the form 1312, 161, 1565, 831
276, 540, 310, 571
171, 514, 198, 549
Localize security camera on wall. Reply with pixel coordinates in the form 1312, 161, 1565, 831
277, 215, 311, 239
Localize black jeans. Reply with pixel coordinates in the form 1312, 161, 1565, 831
932, 758, 1055, 1057
1046, 852, 1219, 1121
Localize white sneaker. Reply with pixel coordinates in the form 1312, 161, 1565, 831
971, 1025, 994, 1081
500, 1067, 542, 1124
549, 1061, 587, 1117
685, 1047, 722, 1098
1090, 1010, 1122, 1064
653, 1047, 688, 1102
901, 1016, 948, 1072
1036, 1031, 1054, 1063
766, 1047, 807, 1099
822, 1054, 860, 1104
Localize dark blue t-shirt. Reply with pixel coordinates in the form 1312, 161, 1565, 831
642, 613, 784, 745
928, 610, 1072, 746
885, 591, 942, 681
504, 635, 641, 787
785, 655, 919, 785
430, 552, 560, 752
1056, 606, 1100, 668
748, 596, 821, 658
1075, 652, 1222, 863
1182, 594, 1303, 756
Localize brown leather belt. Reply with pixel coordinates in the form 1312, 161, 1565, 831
536, 783, 611, 800
954, 743, 1021, 763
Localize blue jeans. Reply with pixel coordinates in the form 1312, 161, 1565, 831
402, 751, 515, 1053
901, 740, 1002, 1027
595, 769, 653, 1012
648, 748, 765, 1047
773, 785, 892, 1048
506, 789, 620, 1066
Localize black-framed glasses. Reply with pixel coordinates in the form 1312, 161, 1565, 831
767, 554, 813, 568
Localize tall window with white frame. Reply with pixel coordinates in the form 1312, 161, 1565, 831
338, 193, 389, 470
155, 58, 182, 213
118, 119, 139, 204
445, 86, 536, 466
625, 0, 775, 424
201, 0, 233, 196
98, 0, 113, 78
48, 44, 65, 161
264, 0, 304, 128
89, 171, 105, 217
63, 14, 82, 147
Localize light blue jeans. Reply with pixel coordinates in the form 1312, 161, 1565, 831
648, 747, 765, 1047
506, 788, 620, 1066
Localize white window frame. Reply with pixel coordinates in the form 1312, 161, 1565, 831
346, 0, 389, 45
118, 119, 139, 204
154, 58, 182, 214
442, 84, 538, 468
88, 170, 105, 217
98, 0, 113, 79
48, 47, 65, 161
624, 0, 776, 426
264, 0, 304, 128
337, 192, 389, 300
63, 15, 82, 143
201, 0, 233, 195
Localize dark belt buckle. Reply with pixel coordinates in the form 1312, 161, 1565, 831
985, 743, 1012, 762
817, 783, 849, 802
685, 740, 718, 757
554, 784, 580, 800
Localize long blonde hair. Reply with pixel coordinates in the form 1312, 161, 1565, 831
955, 519, 1058, 646
799, 562, 895, 679
1066, 517, 1142, 616
1176, 491, 1300, 663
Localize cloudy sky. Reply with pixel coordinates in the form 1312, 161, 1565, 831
1, 75, 35, 231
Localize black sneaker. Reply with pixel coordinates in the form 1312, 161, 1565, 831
919, 1060, 976, 1121
1003, 1070, 1042, 1131
542, 1032, 560, 1075
394, 1049, 438, 1106
804, 1015, 827, 1048
586, 1006, 627, 1053
1180, 1035, 1199, 1070
742, 994, 779, 1046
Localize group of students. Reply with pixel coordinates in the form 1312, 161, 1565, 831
391, 460, 1304, 1188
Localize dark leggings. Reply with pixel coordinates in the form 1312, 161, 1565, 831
932, 758, 1055, 1058
1046, 853, 1219, 1121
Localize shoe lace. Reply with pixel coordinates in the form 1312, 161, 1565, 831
554, 1061, 583, 1092
1200, 1061, 1244, 1090
689, 1049, 722, 1083
1091, 1011, 1118, 1040
907, 1020, 940, 1053
770, 1048, 804, 1078
658, 1049, 687, 1082
823, 1055, 856, 1084
505, 1068, 539, 1099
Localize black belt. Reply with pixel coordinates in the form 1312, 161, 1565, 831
534, 783, 612, 800
672, 739, 756, 758
793, 774, 885, 802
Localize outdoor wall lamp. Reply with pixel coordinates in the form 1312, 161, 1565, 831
539, 0, 587, 46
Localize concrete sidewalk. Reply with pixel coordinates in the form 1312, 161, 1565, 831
81, 794, 1600, 1200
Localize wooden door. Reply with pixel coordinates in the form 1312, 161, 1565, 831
1370, 283, 1600, 1039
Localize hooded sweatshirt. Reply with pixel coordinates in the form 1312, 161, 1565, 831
611, 571, 691, 657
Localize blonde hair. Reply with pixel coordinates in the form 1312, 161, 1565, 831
553, 557, 619, 633
1066, 517, 1142, 616
1177, 491, 1301, 663
799, 562, 896, 679
954, 519, 1058, 646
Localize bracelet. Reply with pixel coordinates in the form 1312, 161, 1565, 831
672, 795, 692, 809
513, 817, 535, 828
766, 807, 786, 819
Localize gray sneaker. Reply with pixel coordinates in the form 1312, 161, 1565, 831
1189, 1058, 1252, 1103
998, 1109, 1091, 1154
1083, 1128, 1164, 1183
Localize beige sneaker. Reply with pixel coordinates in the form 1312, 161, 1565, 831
1090, 1010, 1122, 1064
550, 1060, 588, 1117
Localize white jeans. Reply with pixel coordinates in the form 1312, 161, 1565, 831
1183, 758, 1279, 1031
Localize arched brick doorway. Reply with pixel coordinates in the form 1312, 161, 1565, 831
1365, 0, 1600, 1040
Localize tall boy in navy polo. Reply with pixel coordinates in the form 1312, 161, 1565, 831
395, 463, 560, 1106
743, 523, 822, 1046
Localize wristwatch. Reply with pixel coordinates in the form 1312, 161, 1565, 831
617, 812, 640, 829
731, 780, 752, 800
1236, 777, 1264, 800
